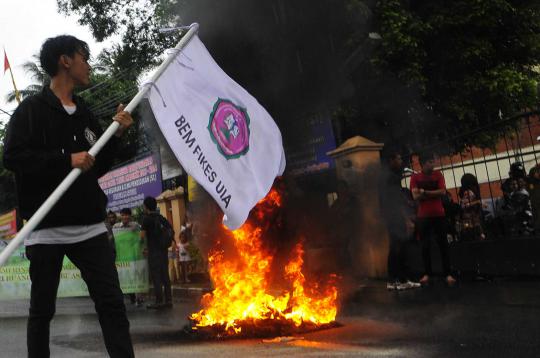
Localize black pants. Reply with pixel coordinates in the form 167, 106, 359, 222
387, 234, 409, 281
417, 217, 451, 276
148, 250, 171, 303
26, 234, 134, 358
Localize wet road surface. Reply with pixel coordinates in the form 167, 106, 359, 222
1, 279, 539, 357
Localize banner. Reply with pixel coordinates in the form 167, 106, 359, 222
0, 227, 148, 300
0, 210, 17, 241
286, 111, 336, 176
147, 35, 286, 229
111, 225, 149, 294
99, 154, 163, 212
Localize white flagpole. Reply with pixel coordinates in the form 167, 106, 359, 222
0, 23, 200, 267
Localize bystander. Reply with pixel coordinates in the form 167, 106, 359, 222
411, 153, 456, 286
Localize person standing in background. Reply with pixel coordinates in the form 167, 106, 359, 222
177, 231, 192, 284
113, 208, 144, 306
141, 197, 172, 309
380, 151, 420, 290
411, 153, 456, 286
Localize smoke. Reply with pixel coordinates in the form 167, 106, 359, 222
135, 1, 448, 286
172, 0, 364, 138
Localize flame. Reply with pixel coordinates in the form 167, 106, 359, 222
190, 189, 338, 335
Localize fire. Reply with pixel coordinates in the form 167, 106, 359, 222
189, 189, 338, 335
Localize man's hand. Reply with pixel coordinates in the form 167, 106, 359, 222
71, 152, 95, 172
412, 188, 425, 201
406, 219, 415, 236
113, 103, 134, 137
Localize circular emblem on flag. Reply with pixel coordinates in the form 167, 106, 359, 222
208, 98, 250, 159
84, 127, 97, 146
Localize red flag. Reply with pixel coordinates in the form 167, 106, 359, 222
4, 50, 10, 74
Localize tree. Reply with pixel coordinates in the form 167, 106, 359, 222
370, 0, 540, 148
57, 0, 182, 77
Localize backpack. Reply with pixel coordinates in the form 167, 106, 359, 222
154, 215, 175, 250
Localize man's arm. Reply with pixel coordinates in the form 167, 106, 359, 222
422, 189, 446, 198
140, 216, 151, 242
421, 172, 446, 198
412, 187, 445, 199
410, 175, 424, 200
411, 173, 446, 200
428, 172, 447, 197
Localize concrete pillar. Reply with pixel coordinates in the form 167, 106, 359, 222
327, 136, 387, 278
156, 187, 186, 239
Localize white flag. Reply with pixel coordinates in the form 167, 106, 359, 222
147, 35, 286, 230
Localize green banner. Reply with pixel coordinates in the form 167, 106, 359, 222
0, 229, 148, 300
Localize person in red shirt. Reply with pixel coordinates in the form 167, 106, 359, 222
410, 153, 456, 286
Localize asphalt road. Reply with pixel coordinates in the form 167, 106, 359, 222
1, 279, 540, 357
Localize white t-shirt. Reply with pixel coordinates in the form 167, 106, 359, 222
63, 104, 76, 115
25, 223, 108, 246
177, 242, 191, 262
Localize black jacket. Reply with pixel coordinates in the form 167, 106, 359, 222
379, 167, 415, 239
3, 87, 119, 229
141, 212, 167, 254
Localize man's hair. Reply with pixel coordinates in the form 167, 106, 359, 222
120, 208, 132, 216
418, 152, 435, 165
39, 35, 90, 77
143, 197, 157, 211
509, 162, 526, 179
107, 210, 116, 217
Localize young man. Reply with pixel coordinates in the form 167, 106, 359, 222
113, 208, 144, 306
114, 208, 141, 232
380, 152, 420, 290
410, 153, 456, 286
3, 35, 134, 357
140, 196, 172, 309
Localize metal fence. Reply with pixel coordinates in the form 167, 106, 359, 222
402, 110, 540, 241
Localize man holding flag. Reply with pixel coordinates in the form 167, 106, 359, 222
0, 23, 285, 357
3, 36, 134, 357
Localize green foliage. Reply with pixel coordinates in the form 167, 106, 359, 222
78, 71, 146, 165
5, 55, 49, 104
371, 0, 540, 147
57, 0, 182, 77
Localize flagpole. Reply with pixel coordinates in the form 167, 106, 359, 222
4, 49, 21, 104
0, 23, 200, 267
8, 66, 21, 104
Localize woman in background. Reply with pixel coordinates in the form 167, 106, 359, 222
458, 174, 486, 240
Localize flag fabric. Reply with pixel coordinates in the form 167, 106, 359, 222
3, 50, 10, 74
146, 35, 286, 230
